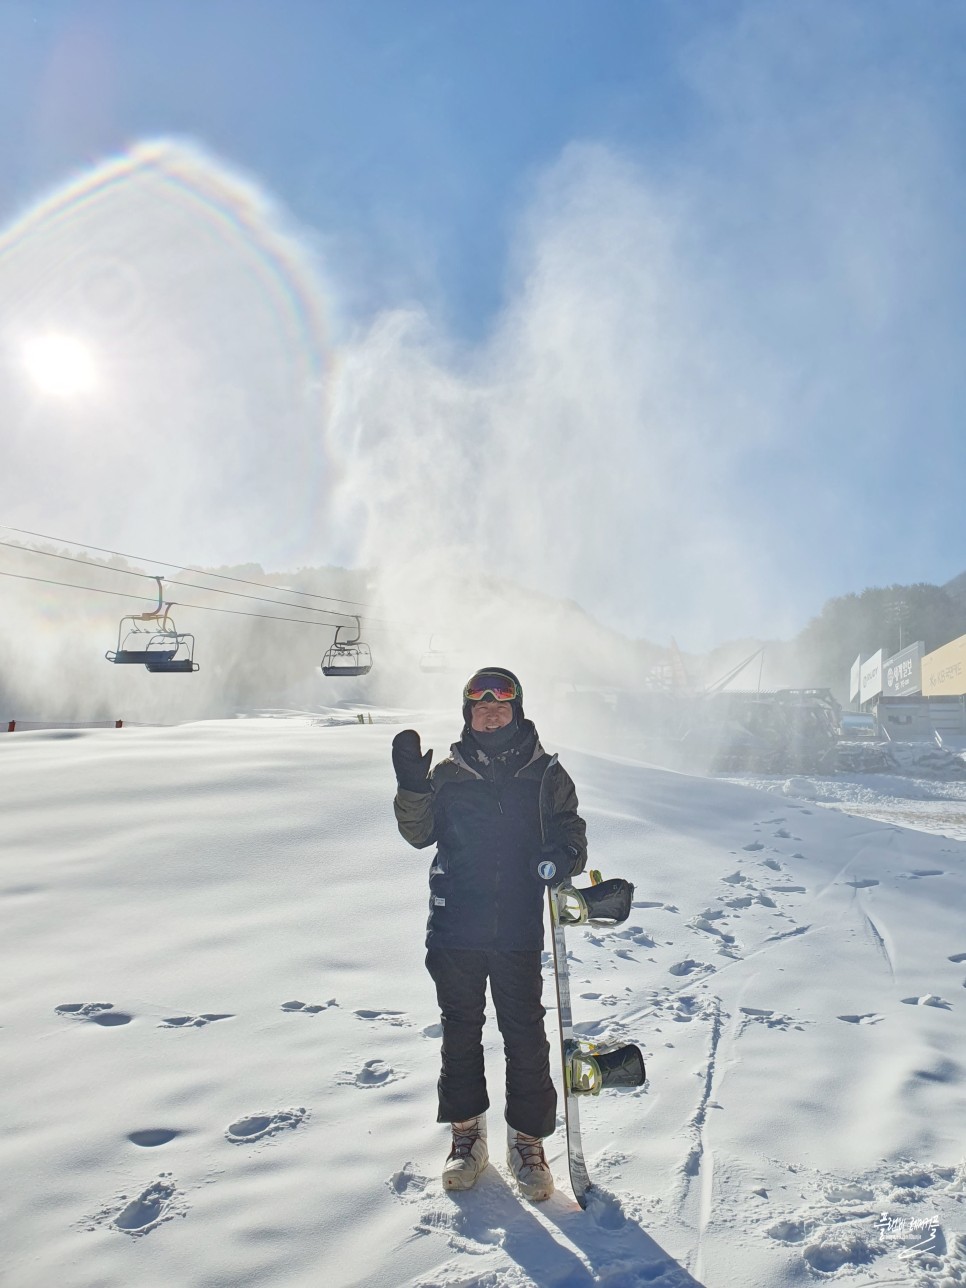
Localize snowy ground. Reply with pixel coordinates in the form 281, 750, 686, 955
3, 713, 965, 1287
723, 772, 966, 844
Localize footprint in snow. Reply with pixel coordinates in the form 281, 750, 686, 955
80, 1173, 183, 1236
387, 1162, 430, 1199
887, 1168, 935, 1190
948, 953, 966, 963
766, 1218, 814, 1244
282, 999, 336, 1013
574, 1018, 609, 1038
668, 959, 713, 977
690, 916, 736, 945
738, 1007, 798, 1031
160, 1013, 233, 1028
114, 1176, 181, 1234
633, 900, 665, 909
902, 995, 952, 1009
722, 871, 747, 885
338, 1060, 402, 1088
56, 1002, 132, 1026
354, 1008, 412, 1027
225, 1108, 307, 1142
900, 869, 945, 879
421, 1022, 443, 1039
761, 858, 782, 871
669, 995, 705, 1023
743, 842, 765, 852
128, 1129, 181, 1147
616, 926, 658, 947
769, 885, 806, 894
725, 894, 753, 909
846, 878, 879, 889
823, 1183, 876, 1201
837, 1013, 884, 1025
804, 1227, 879, 1274
584, 1186, 630, 1231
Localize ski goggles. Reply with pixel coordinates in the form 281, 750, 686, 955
463, 671, 520, 703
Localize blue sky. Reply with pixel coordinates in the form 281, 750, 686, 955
2, 0, 700, 334
3, 1, 966, 648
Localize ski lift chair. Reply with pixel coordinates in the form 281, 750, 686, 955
143, 629, 198, 673
106, 619, 173, 666
321, 617, 373, 677
419, 635, 461, 675
106, 577, 199, 673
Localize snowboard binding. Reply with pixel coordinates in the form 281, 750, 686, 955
554, 871, 634, 927
565, 1039, 647, 1096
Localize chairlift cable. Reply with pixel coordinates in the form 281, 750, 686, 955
0, 537, 153, 581
0, 533, 398, 627
164, 575, 374, 623
0, 567, 361, 629
1, 523, 374, 613
0, 539, 364, 624
0, 569, 164, 605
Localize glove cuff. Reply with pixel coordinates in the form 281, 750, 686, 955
534, 844, 579, 886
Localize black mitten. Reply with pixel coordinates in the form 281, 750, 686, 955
531, 842, 580, 887
392, 729, 433, 794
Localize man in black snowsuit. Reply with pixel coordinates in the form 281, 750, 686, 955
392, 667, 588, 1200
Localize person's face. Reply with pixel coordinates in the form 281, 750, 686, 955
470, 699, 514, 732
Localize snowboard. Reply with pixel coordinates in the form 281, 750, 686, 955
547, 872, 647, 1208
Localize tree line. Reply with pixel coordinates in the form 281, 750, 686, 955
788, 581, 966, 698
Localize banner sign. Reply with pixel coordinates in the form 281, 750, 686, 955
882, 641, 924, 698
849, 654, 862, 703
860, 649, 883, 704
921, 634, 966, 697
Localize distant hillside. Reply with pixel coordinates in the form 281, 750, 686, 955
670, 579, 966, 706
943, 569, 966, 613
710, 581, 966, 705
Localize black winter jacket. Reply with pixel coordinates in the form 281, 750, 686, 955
394, 721, 588, 950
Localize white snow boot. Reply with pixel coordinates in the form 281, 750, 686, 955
442, 1115, 489, 1191
506, 1126, 554, 1201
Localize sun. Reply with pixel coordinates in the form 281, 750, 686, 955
23, 333, 98, 397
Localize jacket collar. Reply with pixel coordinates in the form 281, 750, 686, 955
451, 719, 546, 779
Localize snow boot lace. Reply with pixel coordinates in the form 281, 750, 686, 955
442, 1115, 489, 1191
506, 1128, 554, 1201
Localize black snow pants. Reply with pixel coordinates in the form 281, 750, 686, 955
425, 947, 557, 1139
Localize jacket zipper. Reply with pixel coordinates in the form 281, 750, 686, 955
491, 762, 503, 940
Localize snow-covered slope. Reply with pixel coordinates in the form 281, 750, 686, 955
2, 715, 964, 1287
